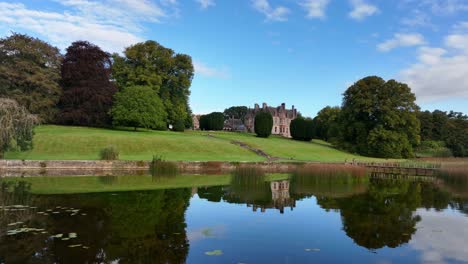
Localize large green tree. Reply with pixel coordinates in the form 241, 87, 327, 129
58, 41, 117, 127
0, 98, 38, 158
0, 33, 62, 122
112, 41, 194, 128
112, 86, 167, 130
313, 106, 341, 142
338, 76, 420, 158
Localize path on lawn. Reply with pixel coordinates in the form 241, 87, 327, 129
205, 134, 295, 162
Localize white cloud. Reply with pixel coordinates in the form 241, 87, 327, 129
300, 0, 330, 19
401, 10, 433, 28
193, 61, 230, 79
400, 35, 468, 101
410, 210, 468, 263
196, 0, 215, 9
0, 1, 183, 53
377, 33, 426, 52
453, 21, 468, 32
251, 0, 290, 22
349, 0, 379, 21
445, 34, 468, 53
0, 2, 151, 53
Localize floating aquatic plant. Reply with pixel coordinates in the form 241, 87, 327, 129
205, 250, 223, 256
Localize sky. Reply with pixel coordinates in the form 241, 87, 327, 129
1, 0, 468, 117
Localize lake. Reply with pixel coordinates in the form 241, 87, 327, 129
1, 169, 467, 263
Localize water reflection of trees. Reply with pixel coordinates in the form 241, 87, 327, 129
0, 183, 191, 264
316, 178, 468, 250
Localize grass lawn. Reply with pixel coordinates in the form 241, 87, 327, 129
4, 174, 290, 194
6, 125, 263, 162
199, 131, 383, 162
5, 125, 383, 162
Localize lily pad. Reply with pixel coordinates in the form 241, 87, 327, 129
205, 250, 223, 256
68, 244, 82, 248
52, 234, 63, 238
69, 233, 77, 238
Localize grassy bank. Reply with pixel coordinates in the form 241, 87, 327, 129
5, 125, 382, 162
2, 174, 290, 194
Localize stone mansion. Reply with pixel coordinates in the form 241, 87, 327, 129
245, 103, 298, 138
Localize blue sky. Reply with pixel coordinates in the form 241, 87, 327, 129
1, 0, 467, 116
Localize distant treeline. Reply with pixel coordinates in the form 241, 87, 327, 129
0, 33, 194, 130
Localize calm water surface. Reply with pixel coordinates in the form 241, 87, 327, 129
0, 172, 467, 263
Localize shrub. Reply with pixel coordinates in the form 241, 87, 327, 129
100, 145, 119, 160
254, 111, 273, 138
416, 141, 453, 158
290, 117, 314, 141
199, 112, 224, 130
150, 155, 178, 178
172, 119, 186, 132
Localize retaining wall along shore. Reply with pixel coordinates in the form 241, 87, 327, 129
0, 160, 311, 177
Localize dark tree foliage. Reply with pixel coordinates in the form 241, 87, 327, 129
338, 76, 420, 158
254, 111, 273, 138
172, 119, 186, 132
0, 33, 62, 122
416, 110, 468, 157
199, 112, 224, 130
417, 110, 434, 141
223, 106, 249, 121
58, 41, 117, 127
112, 41, 194, 127
312, 106, 341, 142
290, 117, 314, 141
442, 118, 468, 157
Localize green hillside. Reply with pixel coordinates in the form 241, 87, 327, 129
5, 125, 382, 162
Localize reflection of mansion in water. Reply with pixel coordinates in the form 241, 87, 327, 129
251, 180, 296, 214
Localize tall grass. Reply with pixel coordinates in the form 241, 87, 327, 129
150, 155, 179, 180
99, 145, 119, 160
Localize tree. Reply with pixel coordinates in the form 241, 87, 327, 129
199, 112, 224, 130
417, 110, 434, 141
224, 106, 249, 121
416, 110, 468, 157
313, 106, 341, 141
442, 118, 468, 157
112, 41, 194, 127
338, 76, 420, 158
0, 98, 38, 158
112, 86, 167, 130
0, 33, 62, 122
57, 41, 117, 127
290, 117, 314, 141
254, 111, 273, 138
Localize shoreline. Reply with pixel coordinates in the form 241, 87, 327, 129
0, 159, 329, 177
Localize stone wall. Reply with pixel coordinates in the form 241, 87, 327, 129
0, 160, 309, 177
